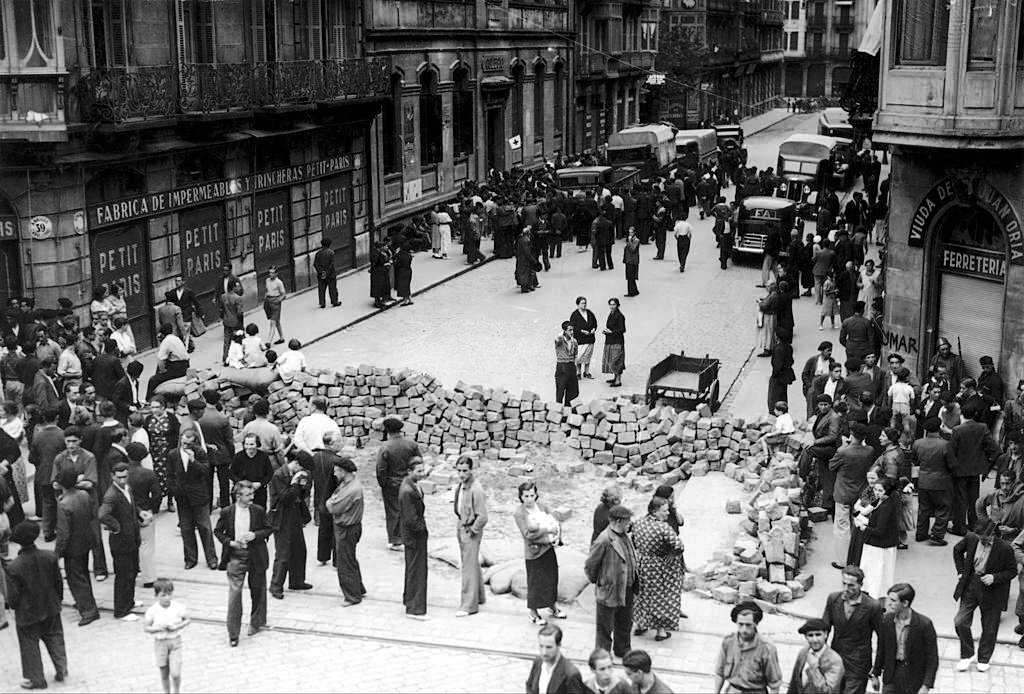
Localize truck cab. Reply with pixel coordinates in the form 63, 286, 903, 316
606, 124, 678, 178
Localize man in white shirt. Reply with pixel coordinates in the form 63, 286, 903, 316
293, 396, 340, 454
147, 323, 190, 400
673, 218, 693, 273
526, 624, 584, 694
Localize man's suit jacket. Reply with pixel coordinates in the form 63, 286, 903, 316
92, 353, 125, 401
98, 483, 141, 555
110, 376, 142, 423
525, 655, 586, 694
786, 645, 845, 694
166, 447, 212, 506
949, 420, 1000, 477
313, 247, 337, 279
55, 488, 95, 558
166, 287, 203, 322
28, 424, 65, 486
31, 370, 59, 411
199, 406, 235, 467
829, 443, 875, 505
127, 463, 161, 514
821, 590, 882, 677
214, 502, 272, 571
5, 545, 64, 626
809, 408, 843, 449
872, 610, 938, 692
811, 375, 849, 407
155, 303, 186, 340
953, 533, 1017, 610
398, 475, 427, 542
57, 398, 73, 429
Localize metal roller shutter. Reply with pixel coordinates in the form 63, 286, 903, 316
937, 273, 1004, 379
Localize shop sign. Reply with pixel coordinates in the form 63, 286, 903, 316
939, 244, 1006, 282
87, 155, 356, 229
252, 190, 292, 288
0, 215, 16, 239
91, 226, 147, 308
482, 55, 504, 72
28, 215, 53, 240
179, 205, 225, 295
909, 177, 1024, 264
320, 173, 353, 254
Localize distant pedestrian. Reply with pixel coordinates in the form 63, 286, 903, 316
713, 601, 783, 694
593, 208, 615, 270
819, 273, 838, 330
585, 504, 638, 658
220, 279, 244, 366
870, 583, 938, 694
569, 297, 598, 381
165, 277, 203, 352
143, 579, 190, 694
768, 327, 796, 411
673, 217, 692, 272
126, 442, 159, 588
788, 618, 845, 694
525, 624, 585, 694
953, 519, 1016, 672
623, 229, 640, 297
166, 428, 218, 571
54, 468, 100, 626
213, 480, 271, 647
516, 227, 540, 292
268, 451, 313, 599
856, 478, 899, 598
433, 204, 452, 259
829, 423, 875, 570
821, 565, 882, 694
515, 481, 565, 626
311, 431, 341, 566
949, 401, 1000, 535
324, 455, 365, 606
454, 455, 488, 617
98, 461, 142, 621
369, 239, 393, 308
376, 416, 420, 550
554, 321, 579, 407
6, 521, 67, 690
601, 299, 625, 388
394, 241, 414, 306
400, 457, 430, 620
262, 266, 286, 345
313, 239, 341, 310
913, 418, 953, 545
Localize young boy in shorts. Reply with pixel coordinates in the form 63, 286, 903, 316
143, 578, 190, 693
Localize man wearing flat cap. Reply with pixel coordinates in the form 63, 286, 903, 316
799, 394, 843, 511
584, 504, 638, 658
5, 521, 68, 690
913, 418, 953, 546
788, 618, 844, 694
376, 416, 420, 551
714, 601, 782, 694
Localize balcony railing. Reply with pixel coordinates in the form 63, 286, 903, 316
806, 46, 827, 58
833, 16, 854, 32
806, 14, 827, 30
576, 50, 607, 77
707, 0, 734, 14
73, 58, 391, 124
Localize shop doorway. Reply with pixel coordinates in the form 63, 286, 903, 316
486, 107, 505, 173
91, 224, 153, 349
0, 197, 22, 306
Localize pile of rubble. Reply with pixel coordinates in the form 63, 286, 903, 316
688, 442, 817, 606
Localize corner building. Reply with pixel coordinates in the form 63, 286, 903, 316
875, 0, 1024, 389
0, 0, 388, 348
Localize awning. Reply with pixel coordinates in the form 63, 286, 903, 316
235, 123, 321, 139
480, 76, 514, 91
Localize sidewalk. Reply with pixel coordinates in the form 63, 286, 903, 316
741, 107, 799, 138
136, 239, 496, 378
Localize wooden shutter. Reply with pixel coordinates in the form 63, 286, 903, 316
251, 0, 267, 63
325, 0, 345, 59
109, 0, 129, 66
175, 0, 190, 68
308, 0, 322, 60
197, 0, 215, 64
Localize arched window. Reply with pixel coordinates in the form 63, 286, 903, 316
533, 62, 545, 148
419, 69, 442, 165
511, 63, 524, 139
383, 73, 402, 174
553, 62, 564, 136
453, 67, 473, 158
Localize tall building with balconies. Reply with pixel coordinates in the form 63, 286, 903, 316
876, 0, 1024, 391
0, 0, 389, 348
363, 0, 575, 228
659, 0, 783, 127
787, 0, 872, 98
574, 0, 660, 153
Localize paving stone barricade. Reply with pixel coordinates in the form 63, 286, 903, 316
184, 363, 818, 602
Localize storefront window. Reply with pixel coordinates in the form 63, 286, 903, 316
12, 0, 55, 69
452, 67, 473, 158
418, 69, 442, 166
967, 0, 999, 66
383, 74, 402, 174
894, 0, 949, 66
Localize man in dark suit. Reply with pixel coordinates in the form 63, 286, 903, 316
166, 276, 204, 350
91, 339, 124, 403
810, 363, 849, 410
399, 458, 430, 618
952, 519, 1017, 671
836, 262, 860, 322
801, 342, 834, 419
212, 262, 239, 317
110, 360, 144, 424
870, 583, 937, 694
125, 442, 160, 588
799, 395, 843, 510
948, 402, 1001, 535
268, 451, 314, 599
214, 479, 273, 646
30, 357, 60, 413
829, 423, 875, 570
526, 624, 586, 694
312, 431, 342, 566
313, 238, 341, 308
166, 428, 218, 570
54, 468, 100, 626
839, 301, 873, 364
376, 416, 421, 550
199, 390, 235, 510
28, 407, 64, 541
6, 521, 68, 690
822, 565, 882, 694
98, 461, 141, 620
56, 381, 77, 429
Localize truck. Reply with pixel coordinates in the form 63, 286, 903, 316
606, 124, 678, 178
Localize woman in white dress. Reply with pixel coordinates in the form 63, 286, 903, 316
856, 478, 899, 599
857, 259, 882, 307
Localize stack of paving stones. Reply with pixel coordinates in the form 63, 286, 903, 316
689, 441, 817, 608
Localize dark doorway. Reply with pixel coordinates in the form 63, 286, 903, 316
486, 107, 505, 172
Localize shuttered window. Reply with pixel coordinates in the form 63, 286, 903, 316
533, 63, 545, 147
88, 0, 130, 68
894, 0, 949, 66
324, 0, 357, 59
553, 62, 564, 134
937, 273, 1004, 381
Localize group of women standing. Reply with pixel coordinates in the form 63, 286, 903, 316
514, 481, 688, 642
370, 237, 414, 308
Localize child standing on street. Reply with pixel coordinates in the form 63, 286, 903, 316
143, 579, 190, 694
887, 367, 916, 430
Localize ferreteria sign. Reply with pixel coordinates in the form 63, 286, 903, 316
908, 177, 1024, 265
939, 244, 1006, 282
87, 154, 355, 229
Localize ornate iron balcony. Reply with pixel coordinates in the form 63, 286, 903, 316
74, 66, 178, 122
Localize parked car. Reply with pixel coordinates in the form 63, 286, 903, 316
732, 196, 798, 261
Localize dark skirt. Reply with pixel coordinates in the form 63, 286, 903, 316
847, 525, 865, 566
525, 548, 559, 609
602, 343, 625, 374
370, 270, 391, 299
395, 269, 412, 297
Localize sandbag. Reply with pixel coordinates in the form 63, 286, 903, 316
509, 569, 529, 600
483, 558, 518, 585
428, 538, 461, 568
558, 563, 590, 603
217, 366, 278, 394
488, 561, 521, 595
153, 377, 187, 399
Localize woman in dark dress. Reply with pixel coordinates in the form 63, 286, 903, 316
369, 240, 393, 308
602, 298, 626, 387
513, 481, 566, 626
393, 241, 414, 307
229, 433, 275, 510
514, 228, 539, 292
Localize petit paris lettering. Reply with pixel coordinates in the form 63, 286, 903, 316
255, 201, 287, 254
182, 219, 223, 279
97, 242, 143, 297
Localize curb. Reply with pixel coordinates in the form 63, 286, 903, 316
742, 111, 801, 138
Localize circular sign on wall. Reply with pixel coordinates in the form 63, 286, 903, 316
28, 215, 53, 240
73, 210, 86, 235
